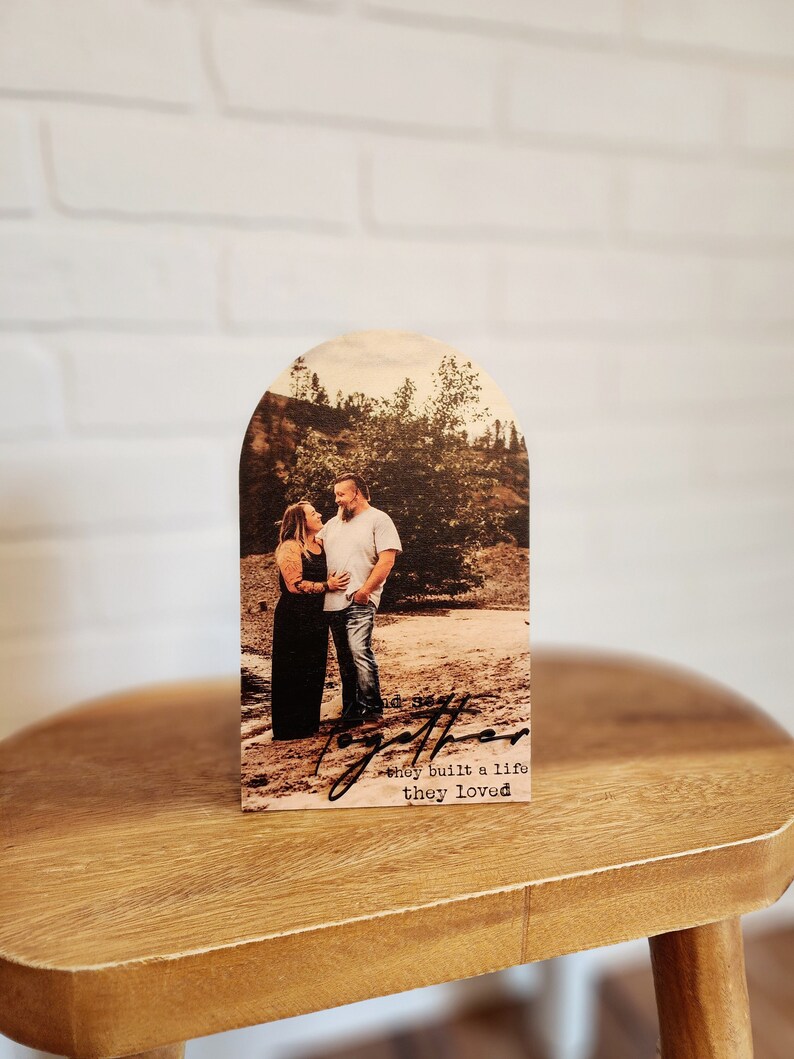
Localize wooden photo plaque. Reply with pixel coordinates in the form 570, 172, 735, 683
240, 331, 530, 811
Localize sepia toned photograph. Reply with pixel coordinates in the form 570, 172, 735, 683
240, 330, 530, 810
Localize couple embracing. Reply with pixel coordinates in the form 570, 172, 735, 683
270, 472, 402, 741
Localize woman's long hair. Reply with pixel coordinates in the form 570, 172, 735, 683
276, 501, 313, 559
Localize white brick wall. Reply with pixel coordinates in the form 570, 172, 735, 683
0, 339, 63, 436
507, 45, 725, 149
0, 0, 789, 735
735, 74, 794, 153
494, 248, 715, 325
0, 226, 216, 324
1, 7, 793, 1049
367, 0, 624, 37
635, 0, 794, 59
0, 439, 226, 533
226, 233, 492, 329
0, 0, 202, 104
0, 623, 234, 735
463, 337, 607, 423
718, 257, 794, 324
0, 539, 88, 635
612, 340, 794, 408
368, 140, 612, 235
0, 110, 35, 214
48, 111, 357, 226
81, 528, 237, 624
211, 8, 496, 130
62, 335, 319, 430
623, 160, 794, 243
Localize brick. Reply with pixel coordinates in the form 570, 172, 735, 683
63, 335, 325, 431
0, 623, 234, 738
0, 339, 62, 437
494, 248, 714, 325
81, 529, 236, 624
735, 74, 794, 154
367, 0, 623, 36
0, 540, 88, 635
0, 440, 227, 533
227, 234, 490, 329
0, 110, 34, 213
369, 140, 611, 235
49, 112, 355, 226
624, 159, 794, 243
717, 259, 794, 324
212, 7, 494, 130
0, 226, 215, 325
636, 0, 794, 60
0, 0, 201, 105
508, 45, 723, 149
615, 341, 794, 411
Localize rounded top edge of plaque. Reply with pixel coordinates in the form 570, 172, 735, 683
252, 329, 528, 443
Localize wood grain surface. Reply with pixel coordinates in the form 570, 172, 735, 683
650, 918, 753, 1058
1, 650, 791, 1058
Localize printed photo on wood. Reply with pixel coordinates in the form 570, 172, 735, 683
240, 331, 530, 811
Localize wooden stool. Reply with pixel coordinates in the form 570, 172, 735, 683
1, 650, 791, 1059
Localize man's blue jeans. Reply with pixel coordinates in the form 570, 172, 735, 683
329, 602, 383, 716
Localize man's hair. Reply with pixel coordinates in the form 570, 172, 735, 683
333, 472, 370, 500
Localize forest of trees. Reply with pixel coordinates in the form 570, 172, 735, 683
288, 356, 525, 454
240, 356, 528, 605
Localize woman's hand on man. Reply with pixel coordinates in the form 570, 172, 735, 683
327, 570, 350, 592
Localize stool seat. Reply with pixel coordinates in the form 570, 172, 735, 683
1, 650, 792, 1058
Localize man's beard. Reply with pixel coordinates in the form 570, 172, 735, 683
339, 504, 353, 522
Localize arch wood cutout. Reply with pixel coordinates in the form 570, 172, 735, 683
239, 331, 530, 811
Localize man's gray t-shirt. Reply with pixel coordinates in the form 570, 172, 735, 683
317, 506, 402, 612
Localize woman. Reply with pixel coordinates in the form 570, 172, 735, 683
271, 502, 349, 740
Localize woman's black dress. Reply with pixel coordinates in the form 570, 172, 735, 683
271, 547, 328, 740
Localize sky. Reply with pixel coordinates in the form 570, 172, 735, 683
267, 330, 517, 434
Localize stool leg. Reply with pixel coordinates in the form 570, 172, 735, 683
649, 917, 753, 1058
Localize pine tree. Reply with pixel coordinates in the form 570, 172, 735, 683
508, 421, 520, 453
310, 372, 329, 406
289, 356, 310, 401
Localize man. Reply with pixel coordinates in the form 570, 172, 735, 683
317, 472, 401, 724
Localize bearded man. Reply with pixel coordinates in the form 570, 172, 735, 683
317, 472, 402, 724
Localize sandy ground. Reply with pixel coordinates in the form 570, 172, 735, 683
241, 608, 531, 811
240, 543, 529, 657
